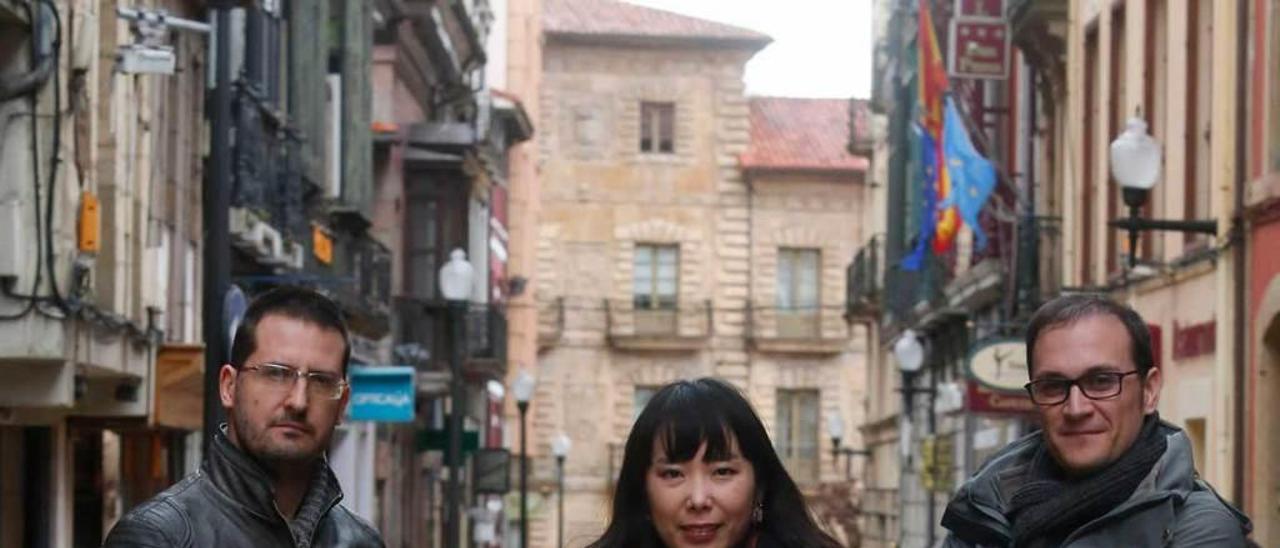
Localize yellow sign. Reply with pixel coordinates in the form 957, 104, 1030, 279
921, 435, 955, 492
313, 225, 333, 265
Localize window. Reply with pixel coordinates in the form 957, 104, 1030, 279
633, 244, 679, 335
776, 389, 819, 483
633, 244, 679, 310
640, 102, 675, 153
776, 248, 820, 338
1185, 0, 1213, 249
1270, 0, 1280, 173
1106, 6, 1127, 274
1082, 28, 1099, 285
633, 386, 659, 422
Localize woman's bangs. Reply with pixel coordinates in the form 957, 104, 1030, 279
653, 396, 737, 463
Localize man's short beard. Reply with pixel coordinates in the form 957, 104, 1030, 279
230, 386, 331, 467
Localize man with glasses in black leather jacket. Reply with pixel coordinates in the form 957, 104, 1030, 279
941, 294, 1250, 547
105, 287, 384, 547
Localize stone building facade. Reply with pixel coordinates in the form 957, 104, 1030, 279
526, 2, 872, 545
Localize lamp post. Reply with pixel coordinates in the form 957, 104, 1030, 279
893, 329, 937, 547
439, 249, 474, 548
826, 412, 844, 477
512, 370, 536, 548
1107, 117, 1217, 268
551, 432, 572, 548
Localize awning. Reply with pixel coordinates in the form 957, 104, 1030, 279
154, 343, 205, 430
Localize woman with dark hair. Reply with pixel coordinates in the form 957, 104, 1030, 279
588, 378, 841, 548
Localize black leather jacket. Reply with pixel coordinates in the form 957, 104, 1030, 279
103, 427, 383, 548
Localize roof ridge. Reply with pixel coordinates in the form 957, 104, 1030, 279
544, 0, 771, 46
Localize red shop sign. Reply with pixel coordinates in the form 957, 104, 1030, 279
949, 18, 1011, 80
966, 380, 1036, 415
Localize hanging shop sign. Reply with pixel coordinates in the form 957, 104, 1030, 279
948, 3, 1011, 81
966, 338, 1029, 392
348, 366, 416, 422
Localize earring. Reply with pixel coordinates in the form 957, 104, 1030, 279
752, 502, 764, 524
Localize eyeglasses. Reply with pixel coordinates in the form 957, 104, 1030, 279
1023, 370, 1142, 406
241, 363, 347, 400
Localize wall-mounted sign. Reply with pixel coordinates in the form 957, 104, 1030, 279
957, 0, 1004, 17
966, 381, 1036, 414
348, 366, 416, 422
473, 448, 512, 495
966, 338, 1028, 392
949, 18, 1011, 80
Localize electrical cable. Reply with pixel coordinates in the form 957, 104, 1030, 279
0, 1, 46, 321
39, 0, 70, 317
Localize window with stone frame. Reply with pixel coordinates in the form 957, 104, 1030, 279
776, 248, 821, 338
640, 102, 676, 154
776, 389, 820, 484
633, 385, 659, 423
633, 244, 679, 335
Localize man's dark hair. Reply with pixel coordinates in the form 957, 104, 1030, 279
1025, 294, 1155, 378
228, 286, 351, 375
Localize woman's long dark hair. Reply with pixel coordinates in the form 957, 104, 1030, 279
587, 378, 841, 548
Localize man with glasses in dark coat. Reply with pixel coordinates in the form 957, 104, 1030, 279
104, 287, 384, 547
941, 294, 1251, 547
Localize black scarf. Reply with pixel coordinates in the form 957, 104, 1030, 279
1003, 414, 1166, 548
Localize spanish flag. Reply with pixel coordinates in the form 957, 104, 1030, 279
918, 0, 959, 253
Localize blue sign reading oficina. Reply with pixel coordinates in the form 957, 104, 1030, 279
348, 366, 416, 422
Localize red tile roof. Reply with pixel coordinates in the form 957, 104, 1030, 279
543, 0, 771, 49
741, 97, 870, 174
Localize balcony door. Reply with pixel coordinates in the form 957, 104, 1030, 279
777, 248, 820, 338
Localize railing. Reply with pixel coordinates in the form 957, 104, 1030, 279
232, 82, 309, 243
604, 299, 712, 347
846, 235, 883, 318
327, 234, 393, 332
749, 305, 850, 345
536, 297, 564, 349
394, 297, 507, 374
466, 304, 507, 364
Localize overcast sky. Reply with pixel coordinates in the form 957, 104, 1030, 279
624, 0, 873, 99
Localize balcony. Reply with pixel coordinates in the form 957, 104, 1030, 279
324, 234, 393, 338
232, 83, 310, 245
395, 297, 508, 379
537, 297, 564, 351
749, 305, 851, 355
845, 235, 883, 319
604, 299, 711, 351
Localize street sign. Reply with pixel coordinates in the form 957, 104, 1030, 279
348, 366, 416, 422
473, 448, 512, 494
966, 338, 1028, 392
949, 18, 1011, 80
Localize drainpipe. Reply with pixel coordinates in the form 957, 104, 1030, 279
1230, 0, 1247, 510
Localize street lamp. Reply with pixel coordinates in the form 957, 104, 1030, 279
440, 248, 474, 548
1107, 117, 1217, 268
826, 411, 844, 463
512, 369, 536, 548
893, 327, 937, 546
551, 432, 573, 548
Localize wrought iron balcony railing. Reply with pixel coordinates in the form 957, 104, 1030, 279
846, 235, 882, 318
395, 297, 507, 377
